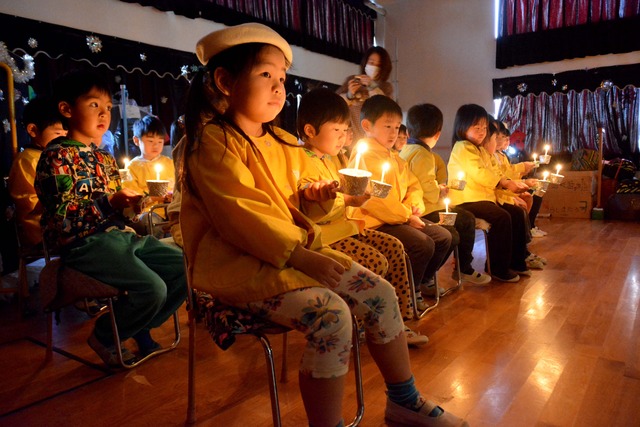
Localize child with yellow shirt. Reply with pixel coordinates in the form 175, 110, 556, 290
8, 96, 67, 249
125, 115, 174, 197
349, 95, 452, 302
401, 103, 490, 285
297, 88, 427, 345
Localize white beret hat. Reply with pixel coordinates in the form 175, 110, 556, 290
195, 22, 293, 65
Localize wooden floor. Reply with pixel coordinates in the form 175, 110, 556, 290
1, 217, 639, 427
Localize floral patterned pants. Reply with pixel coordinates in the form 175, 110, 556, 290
244, 262, 403, 379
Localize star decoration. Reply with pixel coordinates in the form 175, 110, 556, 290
517, 83, 528, 93
181, 65, 189, 77
140, 53, 147, 61
160, 96, 168, 104
3, 119, 11, 133
0, 89, 3, 101
28, 38, 38, 49
86, 35, 103, 53
551, 79, 557, 86
562, 85, 568, 91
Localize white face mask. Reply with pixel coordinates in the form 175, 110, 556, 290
364, 64, 380, 80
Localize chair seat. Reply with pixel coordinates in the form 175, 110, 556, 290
39, 258, 120, 312
196, 292, 290, 351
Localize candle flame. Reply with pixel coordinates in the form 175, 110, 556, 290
457, 171, 465, 181
543, 171, 549, 179
444, 197, 450, 213
556, 164, 562, 174
154, 163, 162, 181
123, 157, 130, 169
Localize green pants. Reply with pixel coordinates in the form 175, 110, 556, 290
64, 230, 187, 344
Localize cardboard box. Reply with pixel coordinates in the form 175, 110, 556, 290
548, 170, 597, 193
540, 190, 594, 218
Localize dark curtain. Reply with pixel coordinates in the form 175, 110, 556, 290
497, 0, 640, 68
119, 0, 376, 64
497, 86, 640, 163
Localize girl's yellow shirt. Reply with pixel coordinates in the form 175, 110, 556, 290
447, 140, 502, 205
400, 144, 444, 215
349, 137, 424, 229
181, 124, 351, 304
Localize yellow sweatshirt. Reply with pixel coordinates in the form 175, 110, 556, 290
447, 140, 502, 206
298, 149, 360, 245
181, 124, 352, 304
349, 137, 424, 229
8, 146, 45, 248
400, 143, 444, 215
124, 155, 175, 195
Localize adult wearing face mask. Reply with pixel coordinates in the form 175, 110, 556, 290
337, 46, 394, 145
401, 103, 491, 286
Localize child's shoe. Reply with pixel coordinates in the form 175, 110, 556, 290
455, 270, 492, 285
385, 396, 469, 427
404, 325, 429, 347
525, 254, 544, 269
133, 329, 162, 357
491, 271, 520, 283
420, 280, 444, 297
88, 331, 137, 367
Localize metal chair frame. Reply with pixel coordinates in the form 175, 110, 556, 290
185, 255, 364, 426
40, 243, 180, 369
475, 218, 492, 276
410, 245, 463, 319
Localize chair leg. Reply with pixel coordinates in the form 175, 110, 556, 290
483, 230, 491, 276
441, 246, 463, 297
346, 315, 365, 427
280, 332, 288, 383
45, 311, 53, 362
186, 301, 197, 425
408, 251, 439, 319
257, 334, 282, 427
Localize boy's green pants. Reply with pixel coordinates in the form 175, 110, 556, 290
64, 229, 187, 345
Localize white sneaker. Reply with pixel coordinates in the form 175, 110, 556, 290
415, 295, 430, 312
525, 254, 544, 269
420, 280, 444, 297
459, 270, 492, 285
404, 326, 429, 347
531, 227, 546, 238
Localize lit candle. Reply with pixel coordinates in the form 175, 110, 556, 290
543, 171, 549, 180
154, 163, 162, 181
123, 157, 130, 170
532, 153, 537, 161
444, 197, 450, 213
555, 164, 562, 175
380, 162, 390, 183
457, 171, 465, 181
544, 145, 550, 156
354, 140, 368, 171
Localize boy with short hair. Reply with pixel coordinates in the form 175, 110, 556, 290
402, 103, 491, 285
35, 70, 186, 367
8, 96, 67, 249
349, 95, 452, 301
296, 88, 427, 345
125, 115, 175, 196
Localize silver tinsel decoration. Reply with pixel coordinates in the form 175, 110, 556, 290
517, 83, 528, 93
181, 65, 189, 77
140, 53, 147, 61
28, 37, 38, 48
86, 35, 103, 53
3, 119, 11, 133
0, 42, 35, 83
160, 96, 168, 104
551, 79, 558, 86
0, 89, 3, 101
562, 85, 568, 91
